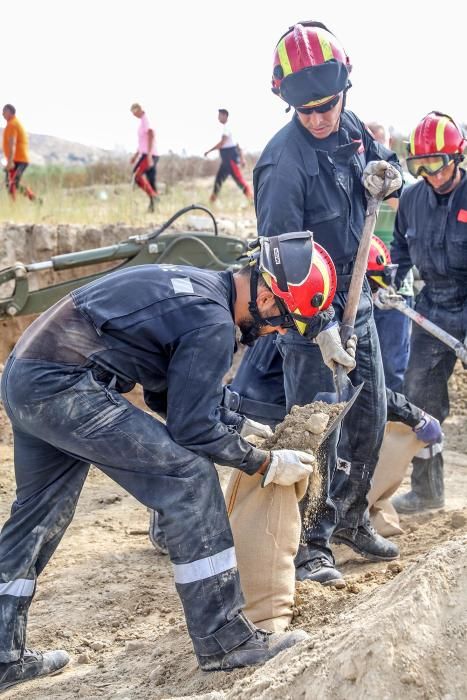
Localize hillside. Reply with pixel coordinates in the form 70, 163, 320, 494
0, 129, 120, 166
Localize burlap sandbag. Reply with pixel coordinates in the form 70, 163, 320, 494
368, 422, 424, 536
225, 471, 307, 633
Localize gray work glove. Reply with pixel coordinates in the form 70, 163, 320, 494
262, 449, 315, 487
362, 160, 402, 198
315, 322, 357, 372
240, 417, 273, 439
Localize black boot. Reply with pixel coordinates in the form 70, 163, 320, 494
197, 628, 309, 671
331, 522, 399, 561
0, 649, 69, 692
295, 556, 345, 588
392, 453, 444, 514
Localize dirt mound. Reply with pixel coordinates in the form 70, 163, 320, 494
202, 535, 467, 700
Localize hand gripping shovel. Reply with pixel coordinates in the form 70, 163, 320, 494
315, 171, 397, 445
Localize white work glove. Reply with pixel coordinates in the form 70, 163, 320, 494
315, 322, 357, 372
262, 449, 315, 487
373, 286, 402, 310
362, 160, 402, 198
240, 417, 273, 439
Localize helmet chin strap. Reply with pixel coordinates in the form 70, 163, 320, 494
248, 265, 293, 331
430, 163, 460, 195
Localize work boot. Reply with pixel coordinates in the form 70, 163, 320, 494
147, 196, 157, 213
197, 628, 309, 672
0, 649, 69, 692
295, 556, 345, 588
392, 454, 444, 514
148, 509, 168, 555
331, 523, 399, 561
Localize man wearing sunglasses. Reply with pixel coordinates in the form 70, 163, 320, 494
231, 20, 403, 587
390, 111, 467, 514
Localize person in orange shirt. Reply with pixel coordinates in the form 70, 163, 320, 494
2, 104, 38, 202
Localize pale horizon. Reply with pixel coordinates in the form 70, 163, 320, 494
3, 1, 466, 157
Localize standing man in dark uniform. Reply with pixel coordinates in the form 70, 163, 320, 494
0, 232, 341, 692
229, 21, 403, 586
391, 111, 467, 513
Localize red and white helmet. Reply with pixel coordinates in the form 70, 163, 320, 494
249, 231, 336, 336
271, 21, 351, 108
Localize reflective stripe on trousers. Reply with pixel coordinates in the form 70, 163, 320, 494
0, 356, 253, 662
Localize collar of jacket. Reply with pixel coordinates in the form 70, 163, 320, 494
422, 168, 467, 210
292, 111, 364, 170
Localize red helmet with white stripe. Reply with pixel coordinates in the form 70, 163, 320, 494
271, 21, 351, 108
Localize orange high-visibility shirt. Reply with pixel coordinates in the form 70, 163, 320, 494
3, 116, 29, 163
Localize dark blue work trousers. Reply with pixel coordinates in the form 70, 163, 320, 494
403, 323, 459, 488
0, 356, 252, 663
276, 292, 386, 563
374, 295, 413, 393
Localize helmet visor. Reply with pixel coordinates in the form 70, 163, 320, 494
296, 93, 340, 114
406, 154, 453, 178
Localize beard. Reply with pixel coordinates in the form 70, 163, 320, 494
237, 317, 263, 347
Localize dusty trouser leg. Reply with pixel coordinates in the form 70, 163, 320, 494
276, 332, 338, 554
1, 358, 255, 662
393, 327, 457, 513
332, 316, 387, 530
0, 425, 89, 662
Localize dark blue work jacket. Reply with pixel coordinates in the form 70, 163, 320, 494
391, 172, 467, 337
253, 111, 401, 266
71, 264, 265, 474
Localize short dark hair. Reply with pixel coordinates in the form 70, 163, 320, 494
218, 108, 229, 118
238, 263, 269, 290
3, 104, 16, 115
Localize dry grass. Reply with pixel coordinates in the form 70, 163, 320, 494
0, 156, 257, 226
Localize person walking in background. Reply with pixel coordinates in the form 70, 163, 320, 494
130, 103, 159, 213
204, 109, 252, 204
2, 104, 39, 203
366, 120, 414, 393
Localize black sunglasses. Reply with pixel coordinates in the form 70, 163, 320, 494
295, 93, 341, 115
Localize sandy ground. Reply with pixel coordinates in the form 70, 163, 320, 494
0, 364, 466, 699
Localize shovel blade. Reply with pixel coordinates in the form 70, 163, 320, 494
314, 381, 364, 445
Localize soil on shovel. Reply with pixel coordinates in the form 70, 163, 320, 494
262, 400, 347, 532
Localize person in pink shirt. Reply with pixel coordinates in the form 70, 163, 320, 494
130, 103, 159, 212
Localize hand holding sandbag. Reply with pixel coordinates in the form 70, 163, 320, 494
362, 160, 402, 198
413, 412, 443, 446
240, 417, 273, 439
315, 322, 357, 372
262, 449, 314, 488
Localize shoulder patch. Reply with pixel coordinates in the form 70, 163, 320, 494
171, 277, 194, 294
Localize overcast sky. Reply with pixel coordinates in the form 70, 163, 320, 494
3, 0, 466, 156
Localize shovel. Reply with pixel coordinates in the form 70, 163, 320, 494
375, 288, 467, 366
315, 170, 397, 444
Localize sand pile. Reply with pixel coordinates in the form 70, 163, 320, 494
193, 535, 467, 700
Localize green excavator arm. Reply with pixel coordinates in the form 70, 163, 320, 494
0, 205, 249, 319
